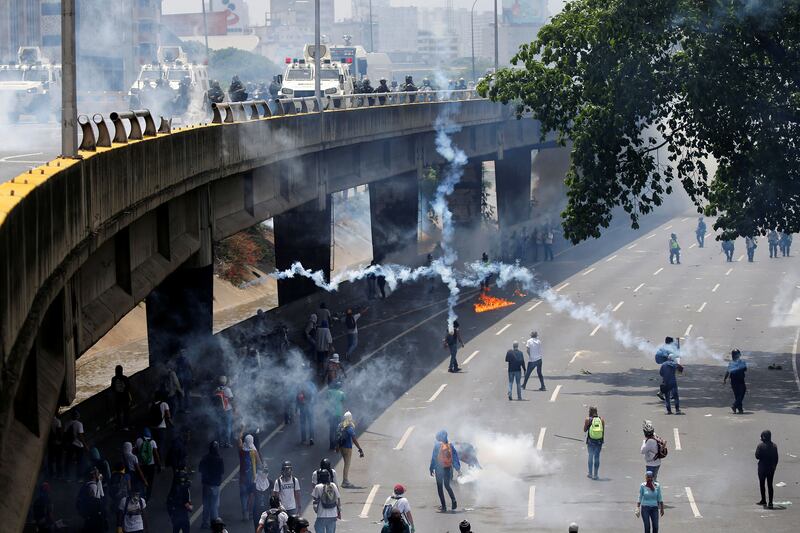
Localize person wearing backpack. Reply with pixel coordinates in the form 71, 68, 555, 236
429, 430, 461, 512
381, 509, 410, 533
312, 458, 338, 485
640, 421, 667, 481
166, 466, 192, 533
381, 484, 415, 532
111, 365, 133, 430
117, 488, 148, 533
148, 391, 172, 450
311, 468, 341, 533
135, 428, 161, 501
325, 353, 347, 385
256, 494, 288, 533
122, 441, 148, 497
583, 407, 605, 480
77, 466, 107, 533
336, 412, 364, 488
272, 461, 302, 516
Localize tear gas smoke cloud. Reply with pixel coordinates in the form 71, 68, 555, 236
770, 276, 800, 327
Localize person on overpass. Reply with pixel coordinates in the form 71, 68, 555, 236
695, 216, 706, 247
723, 349, 747, 413
505, 341, 526, 401
668, 233, 681, 264
429, 429, 461, 512
523, 330, 545, 391
375, 78, 391, 105
111, 365, 133, 430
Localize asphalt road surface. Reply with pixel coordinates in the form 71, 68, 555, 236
0, 123, 59, 183
43, 211, 799, 533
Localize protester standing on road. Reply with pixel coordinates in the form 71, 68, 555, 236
78, 466, 106, 533
443, 327, 464, 373
166, 466, 192, 533
316, 320, 334, 377
745, 236, 757, 262
336, 411, 364, 488
429, 430, 460, 512
768, 230, 780, 258
722, 239, 735, 261
256, 494, 289, 533
695, 217, 706, 248
304, 313, 318, 355
755, 430, 779, 508
640, 421, 663, 481
312, 458, 338, 485
238, 432, 262, 521
635, 470, 664, 533
780, 232, 792, 256
668, 233, 681, 264
325, 353, 347, 385
296, 380, 317, 446
252, 465, 272, 531
311, 468, 341, 533
135, 428, 161, 501
273, 461, 302, 516
117, 487, 148, 533
505, 341, 526, 401
149, 390, 172, 451
317, 302, 332, 326
583, 407, 605, 480
345, 307, 367, 361
65, 409, 88, 481
543, 228, 555, 261
523, 331, 545, 390
111, 365, 133, 430
382, 484, 415, 531
325, 382, 345, 451
382, 509, 411, 533
377, 271, 388, 298
122, 441, 148, 497
659, 355, 682, 415
723, 349, 747, 414
214, 376, 234, 447
199, 441, 224, 528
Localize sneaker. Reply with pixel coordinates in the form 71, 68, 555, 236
451, 500, 457, 510
342, 481, 353, 488
539, 387, 546, 391
666, 411, 673, 415
593, 474, 599, 480
756, 500, 766, 505
737, 408, 744, 414
587, 473, 592, 479
657, 392, 665, 401
439, 505, 447, 512
731, 405, 737, 413
768, 503, 774, 509
508, 394, 512, 401
675, 409, 682, 414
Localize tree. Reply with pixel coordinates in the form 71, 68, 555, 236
479, 0, 800, 243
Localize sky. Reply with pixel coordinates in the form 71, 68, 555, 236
163, 0, 566, 27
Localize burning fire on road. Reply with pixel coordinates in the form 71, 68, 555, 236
474, 291, 516, 313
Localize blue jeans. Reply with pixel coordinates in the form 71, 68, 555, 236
218, 409, 233, 445
669, 250, 680, 264
240, 481, 254, 517
508, 370, 522, 399
587, 440, 602, 477
448, 345, 459, 371
299, 407, 315, 441
664, 382, 679, 412
523, 359, 544, 389
315, 516, 337, 533
346, 333, 358, 359
202, 484, 221, 526
641, 505, 659, 533
696, 232, 704, 247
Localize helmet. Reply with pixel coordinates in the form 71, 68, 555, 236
422, 78, 430, 85
320, 458, 331, 470
642, 420, 655, 435
281, 460, 293, 475
459, 520, 472, 532
219, 375, 227, 385
295, 517, 310, 529
405, 75, 413, 82
459, 77, 465, 82
379, 78, 387, 83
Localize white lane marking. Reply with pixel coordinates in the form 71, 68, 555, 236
737, 254, 745, 262
681, 217, 689, 222
527, 301, 542, 312
634, 283, 645, 292
705, 232, 711, 237
653, 267, 664, 276
463, 350, 480, 366
536, 427, 547, 450
549, 385, 562, 402
684, 324, 693, 337
555, 282, 570, 292
394, 426, 416, 450
0, 152, 43, 162
496, 323, 512, 335
689, 243, 697, 249
360, 484, 381, 518
697, 302, 707, 313
665, 225, 673, 230
685, 486, 702, 518
427, 384, 447, 403
712, 283, 720, 292
527, 486, 536, 519
627, 243, 638, 250
646, 233, 657, 240
674, 428, 682, 451
590, 324, 601, 336
582, 267, 596, 276
191, 422, 286, 523
792, 328, 800, 393
569, 350, 584, 365
725, 268, 733, 276
612, 301, 624, 312
605, 254, 618, 262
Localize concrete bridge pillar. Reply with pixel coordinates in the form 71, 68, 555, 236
369, 171, 419, 264
447, 161, 484, 258
145, 258, 214, 367
495, 148, 532, 229
274, 196, 332, 305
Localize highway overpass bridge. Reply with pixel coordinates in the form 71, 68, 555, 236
0, 91, 556, 530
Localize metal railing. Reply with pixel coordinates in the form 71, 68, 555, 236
77, 89, 482, 149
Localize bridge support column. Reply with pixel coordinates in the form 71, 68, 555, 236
145, 257, 213, 367
447, 161, 483, 257
274, 196, 332, 305
495, 148, 532, 229
369, 171, 419, 263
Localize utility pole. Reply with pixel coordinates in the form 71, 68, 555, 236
314, 0, 322, 110
61, 0, 78, 157
201, 0, 210, 63
493, 0, 499, 73
471, 0, 478, 82
369, 0, 374, 53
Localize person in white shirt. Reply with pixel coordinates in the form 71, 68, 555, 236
256, 494, 289, 533
272, 461, 301, 516
640, 420, 662, 481
311, 468, 341, 533
117, 489, 147, 532
65, 410, 88, 481
523, 331, 546, 391
382, 484, 414, 530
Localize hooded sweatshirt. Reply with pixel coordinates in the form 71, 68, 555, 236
430, 430, 461, 472
755, 430, 779, 470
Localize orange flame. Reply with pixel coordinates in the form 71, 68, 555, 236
474, 291, 516, 313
